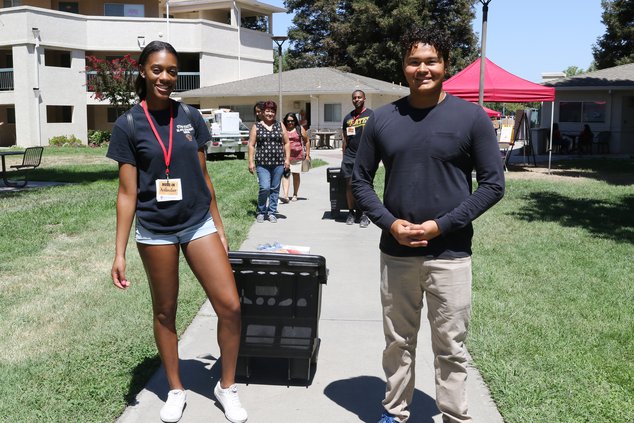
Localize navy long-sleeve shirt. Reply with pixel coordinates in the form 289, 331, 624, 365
352, 94, 505, 258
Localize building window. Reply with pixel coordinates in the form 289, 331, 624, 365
559, 101, 606, 123
107, 107, 125, 123
3, 0, 21, 7
104, 3, 145, 17
44, 49, 71, 68
47, 106, 73, 123
582, 101, 606, 123
324, 103, 341, 122
58, 2, 79, 13
7, 107, 15, 124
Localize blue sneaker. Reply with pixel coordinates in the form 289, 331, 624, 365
378, 412, 397, 423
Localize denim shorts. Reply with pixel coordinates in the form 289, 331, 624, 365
135, 213, 217, 245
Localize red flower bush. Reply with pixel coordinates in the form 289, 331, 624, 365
86, 54, 138, 114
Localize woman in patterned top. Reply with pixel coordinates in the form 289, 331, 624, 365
247, 100, 290, 223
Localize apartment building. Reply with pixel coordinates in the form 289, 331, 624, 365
0, 0, 283, 147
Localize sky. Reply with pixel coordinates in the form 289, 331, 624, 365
266, 0, 606, 83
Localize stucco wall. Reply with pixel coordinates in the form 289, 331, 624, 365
543, 89, 634, 154
0, 6, 275, 146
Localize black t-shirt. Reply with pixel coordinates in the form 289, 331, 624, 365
107, 101, 212, 234
342, 108, 373, 158
352, 94, 505, 258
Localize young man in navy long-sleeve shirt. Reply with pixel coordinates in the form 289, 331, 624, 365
352, 27, 505, 423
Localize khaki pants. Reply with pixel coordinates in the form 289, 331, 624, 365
380, 253, 473, 423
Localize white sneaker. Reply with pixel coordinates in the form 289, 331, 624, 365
160, 389, 186, 423
214, 381, 248, 423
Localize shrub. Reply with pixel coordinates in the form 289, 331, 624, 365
49, 135, 83, 147
85, 55, 137, 114
87, 130, 111, 147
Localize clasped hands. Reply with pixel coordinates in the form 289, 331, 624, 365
390, 219, 441, 248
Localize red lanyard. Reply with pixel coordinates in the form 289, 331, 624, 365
141, 100, 174, 178
351, 108, 366, 125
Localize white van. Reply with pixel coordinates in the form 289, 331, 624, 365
200, 108, 250, 160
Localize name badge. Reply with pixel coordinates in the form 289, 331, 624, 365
156, 178, 183, 202
346, 126, 356, 136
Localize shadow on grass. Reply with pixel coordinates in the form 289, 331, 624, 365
511, 191, 634, 244
125, 355, 162, 404
28, 166, 119, 183
324, 376, 438, 423
125, 356, 222, 405
207, 154, 246, 162
510, 158, 634, 186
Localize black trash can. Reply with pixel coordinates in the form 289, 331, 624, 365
228, 251, 327, 381
326, 167, 348, 219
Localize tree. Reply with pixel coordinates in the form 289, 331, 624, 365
563, 65, 586, 77
85, 55, 138, 115
284, 0, 352, 70
284, 0, 479, 84
592, 0, 634, 69
273, 48, 289, 73
242, 16, 269, 32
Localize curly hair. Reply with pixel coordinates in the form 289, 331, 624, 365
400, 27, 450, 65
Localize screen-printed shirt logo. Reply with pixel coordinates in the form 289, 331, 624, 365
346, 116, 370, 128
177, 124, 195, 141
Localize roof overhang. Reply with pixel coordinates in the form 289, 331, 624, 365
552, 85, 634, 91
165, 0, 286, 15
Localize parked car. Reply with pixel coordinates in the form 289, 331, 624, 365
200, 108, 250, 159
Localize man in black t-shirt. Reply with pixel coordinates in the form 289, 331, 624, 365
341, 90, 373, 227
352, 28, 504, 423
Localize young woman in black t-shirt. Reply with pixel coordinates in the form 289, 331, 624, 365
107, 41, 247, 423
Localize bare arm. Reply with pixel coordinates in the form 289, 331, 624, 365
111, 163, 137, 289
301, 127, 310, 159
281, 126, 290, 169
248, 124, 257, 174
342, 132, 348, 155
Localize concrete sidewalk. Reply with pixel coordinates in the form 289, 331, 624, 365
116, 148, 504, 423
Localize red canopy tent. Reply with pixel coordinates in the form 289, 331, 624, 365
480, 105, 501, 118
444, 58, 555, 102
444, 58, 556, 169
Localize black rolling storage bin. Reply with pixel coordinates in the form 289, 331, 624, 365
326, 167, 348, 219
228, 251, 327, 381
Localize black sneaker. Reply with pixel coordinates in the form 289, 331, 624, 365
345, 212, 355, 225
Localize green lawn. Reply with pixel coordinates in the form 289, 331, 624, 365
469, 160, 634, 423
1, 149, 632, 422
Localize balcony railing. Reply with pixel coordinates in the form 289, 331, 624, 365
174, 72, 200, 92
0, 68, 14, 91
86, 71, 200, 93
0, 69, 200, 93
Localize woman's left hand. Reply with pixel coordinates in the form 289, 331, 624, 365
284, 159, 290, 169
